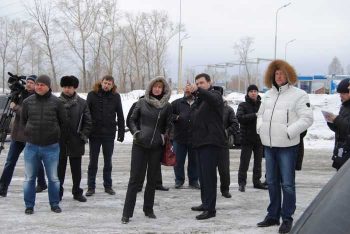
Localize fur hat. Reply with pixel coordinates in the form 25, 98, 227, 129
336, 78, 350, 93
60, 76, 79, 89
247, 84, 259, 93
264, 60, 297, 88
26, 75, 37, 82
36, 75, 51, 88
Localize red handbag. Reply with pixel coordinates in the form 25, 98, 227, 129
161, 137, 176, 166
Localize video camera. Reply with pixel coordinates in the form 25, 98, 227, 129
7, 72, 26, 95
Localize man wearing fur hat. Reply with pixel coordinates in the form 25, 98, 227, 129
58, 76, 91, 202
256, 60, 313, 233
21, 75, 67, 214
0, 75, 47, 197
86, 75, 125, 196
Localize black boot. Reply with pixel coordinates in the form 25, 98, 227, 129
278, 219, 293, 233
257, 216, 280, 227
85, 188, 95, 196
195, 211, 216, 220
238, 184, 245, 192
74, 194, 87, 202
222, 191, 232, 198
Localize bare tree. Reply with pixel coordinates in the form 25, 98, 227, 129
25, 0, 59, 90
0, 17, 11, 92
234, 37, 254, 85
328, 57, 344, 75
56, 0, 102, 91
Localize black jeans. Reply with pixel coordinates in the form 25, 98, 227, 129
218, 148, 230, 193
87, 137, 114, 189
58, 154, 83, 198
238, 143, 263, 186
0, 141, 46, 191
123, 144, 162, 218
196, 145, 222, 212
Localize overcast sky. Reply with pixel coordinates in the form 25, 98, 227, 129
1, 0, 350, 79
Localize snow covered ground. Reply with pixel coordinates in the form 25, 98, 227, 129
0, 90, 341, 233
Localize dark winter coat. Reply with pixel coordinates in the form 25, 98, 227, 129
87, 82, 125, 140
171, 96, 195, 144
327, 99, 350, 169
129, 77, 172, 149
21, 90, 67, 146
11, 89, 35, 142
237, 95, 262, 146
59, 93, 92, 157
190, 87, 226, 148
223, 101, 240, 147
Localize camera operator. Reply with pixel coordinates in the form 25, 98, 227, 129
0, 75, 47, 197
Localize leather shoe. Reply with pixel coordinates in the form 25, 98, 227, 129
279, 219, 293, 233
257, 217, 280, 227
254, 182, 268, 190
85, 188, 95, 196
222, 191, 232, 198
144, 211, 157, 219
74, 194, 87, 202
0, 189, 7, 197
189, 182, 200, 189
196, 211, 216, 220
121, 216, 129, 224
191, 204, 205, 211
25, 207, 34, 215
238, 185, 245, 192
35, 185, 47, 193
155, 185, 169, 191
105, 188, 116, 195
175, 181, 183, 189
51, 206, 62, 213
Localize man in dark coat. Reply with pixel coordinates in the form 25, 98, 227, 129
58, 76, 92, 202
86, 75, 125, 196
325, 78, 350, 170
0, 75, 47, 197
219, 98, 239, 198
237, 84, 267, 192
189, 73, 226, 220
21, 75, 67, 214
171, 87, 199, 189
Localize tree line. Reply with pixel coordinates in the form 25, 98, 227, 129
0, 0, 180, 92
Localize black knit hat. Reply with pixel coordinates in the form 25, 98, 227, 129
26, 75, 37, 82
247, 84, 259, 93
60, 76, 79, 89
337, 78, 350, 93
36, 75, 51, 88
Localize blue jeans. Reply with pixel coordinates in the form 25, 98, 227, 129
87, 137, 115, 189
173, 141, 198, 185
0, 141, 46, 190
23, 143, 60, 208
264, 145, 298, 221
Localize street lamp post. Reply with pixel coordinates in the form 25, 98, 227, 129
285, 39, 296, 61
177, 0, 182, 93
274, 2, 291, 60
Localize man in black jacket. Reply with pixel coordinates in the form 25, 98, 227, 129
171, 88, 199, 189
21, 75, 67, 214
189, 73, 226, 220
86, 75, 125, 196
237, 84, 267, 192
0, 75, 47, 197
58, 76, 92, 202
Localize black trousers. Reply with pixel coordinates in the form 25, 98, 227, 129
238, 143, 263, 186
196, 145, 221, 212
218, 148, 230, 193
123, 144, 162, 218
138, 161, 163, 190
58, 154, 83, 198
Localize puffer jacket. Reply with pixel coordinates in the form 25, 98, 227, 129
129, 77, 172, 149
257, 84, 313, 147
59, 92, 92, 157
21, 90, 67, 146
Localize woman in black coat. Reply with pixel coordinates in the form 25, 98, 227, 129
122, 77, 172, 224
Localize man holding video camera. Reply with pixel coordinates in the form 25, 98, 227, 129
0, 75, 47, 197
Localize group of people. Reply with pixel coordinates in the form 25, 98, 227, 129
11, 59, 350, 233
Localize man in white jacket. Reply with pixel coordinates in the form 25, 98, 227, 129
256, 60, 313, 233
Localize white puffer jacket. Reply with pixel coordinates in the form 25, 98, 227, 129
257, 84, 313, 147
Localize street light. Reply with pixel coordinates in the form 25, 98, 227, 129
274, 2, 291, 59
178, 34, 190, 93
285, 39, 296, 60
177, 0, 182, 93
